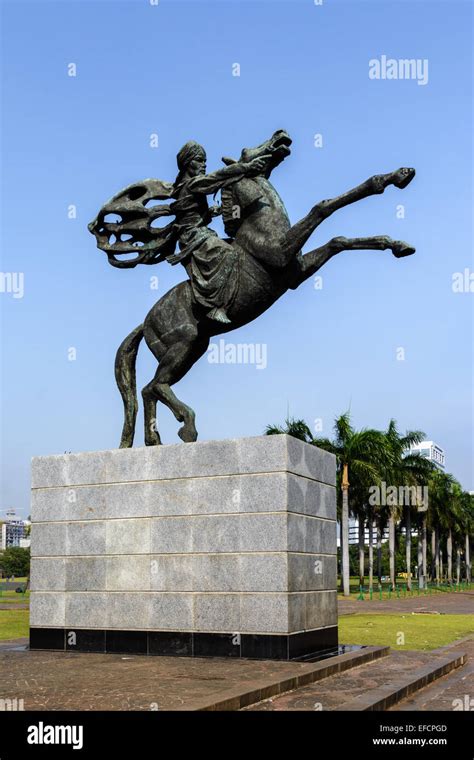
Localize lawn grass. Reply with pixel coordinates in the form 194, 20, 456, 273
339, 613, 474, 650
0, 590, 30, 603
0, 609, 29, 640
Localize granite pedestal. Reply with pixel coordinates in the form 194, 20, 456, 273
29, 434, 337, 659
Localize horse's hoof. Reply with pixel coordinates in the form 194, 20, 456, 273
178, 424, 198, 443
392, 240, 416, 258
393, 167, 416, 189
145, 436, 162, 446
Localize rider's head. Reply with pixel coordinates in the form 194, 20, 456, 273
176, 141, 207, 180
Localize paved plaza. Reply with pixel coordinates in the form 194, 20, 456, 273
1, 593, 472, 711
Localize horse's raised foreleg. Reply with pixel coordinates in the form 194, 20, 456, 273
290, 235, 415, 287
282, 167, 415, 257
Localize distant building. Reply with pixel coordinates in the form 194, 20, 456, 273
0, 510, 30, 550
348, 518, 388, 546
408, 440, 445, 470
1, 521, 24, 549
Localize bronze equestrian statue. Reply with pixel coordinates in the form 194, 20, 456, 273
89, 130, 416, 447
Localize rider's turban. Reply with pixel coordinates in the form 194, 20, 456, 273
176, 141, 206, 171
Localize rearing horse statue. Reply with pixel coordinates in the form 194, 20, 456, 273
88, 129, 415, 447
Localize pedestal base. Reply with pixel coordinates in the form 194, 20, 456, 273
30, 435, 338, 660
29, 626, 338, 660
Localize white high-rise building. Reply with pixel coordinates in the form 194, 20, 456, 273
408, 440, 445, 470
347, 518, 389, 546
0, 510, 30, 550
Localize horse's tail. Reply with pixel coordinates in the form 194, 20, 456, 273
114, 323, 144, 448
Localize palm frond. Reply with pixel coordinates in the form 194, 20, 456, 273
333, 411, 353, 448
264, 417, 313, 443
265, 424, 286, 436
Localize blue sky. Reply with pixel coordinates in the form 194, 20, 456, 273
1, 0, 472, 516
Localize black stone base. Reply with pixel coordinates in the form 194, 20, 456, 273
29, 626, 338, 660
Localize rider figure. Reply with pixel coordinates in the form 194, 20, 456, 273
170, 141, 266, 323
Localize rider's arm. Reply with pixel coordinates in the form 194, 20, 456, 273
187, 163, 249, 196
188, 155, 268, 196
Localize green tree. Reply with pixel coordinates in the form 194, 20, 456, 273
347, 472, 376, 588
381, 421, 429, 590
457, 491, 473, 582
264, 415, 473, 593
444, 481, 464, 583
0, 546, 30, 578
428, 470, 457, 584
265, 418, 314, 443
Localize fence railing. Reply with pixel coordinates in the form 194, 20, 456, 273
354, 580, 472, 601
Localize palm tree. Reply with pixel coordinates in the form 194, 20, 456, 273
466, 493, 473, 583
458, 491, 474, 583
264, 415, 473, 594
416, 511, 423, 585
428, 470, 457, 585
313, 412, 389, 597
382, 421, 428, 590
349, 477, 374, 588
265, 417, 315, 443
366, 503, 378, 592
445, 482, 463, 584
358, 508, 366, 588
447, 490, 473, 585
416, 504, 429, 589
456, 541, 462, 584
400, 454, 433, 590
375, 510, 389, 586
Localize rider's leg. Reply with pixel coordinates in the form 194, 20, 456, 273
191, 238, 237, 324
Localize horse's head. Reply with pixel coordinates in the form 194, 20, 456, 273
222, 129, 292, 176
220, 131, 292, 239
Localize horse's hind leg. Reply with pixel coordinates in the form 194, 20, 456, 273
142, 376, 162, 446
156, 381, 198, 443
142, 330, 209, 444
290, 235, 415, 287
140, 330, 166, 446
281, 167, 416, 258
